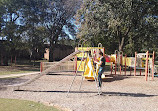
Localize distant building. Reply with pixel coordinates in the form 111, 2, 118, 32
44, 44, 74, 61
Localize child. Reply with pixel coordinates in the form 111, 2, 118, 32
94, 51, 105, 88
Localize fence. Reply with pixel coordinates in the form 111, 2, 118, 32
40, 61, 76, 73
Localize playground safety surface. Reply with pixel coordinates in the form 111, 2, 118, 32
0, 71, 158, 111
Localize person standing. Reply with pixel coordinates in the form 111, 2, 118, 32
94, 51, 105, 88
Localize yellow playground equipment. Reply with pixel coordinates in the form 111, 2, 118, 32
109, 50, 157, 81
75, 43, 105, 80
110, 51, 153, 68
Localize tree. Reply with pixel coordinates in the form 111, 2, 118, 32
0, 0, 82, 65
21, 0, 81, 62
0, 0, 24, 65
0, 0, 5, 34
21, 0, 49, 63
43, 0, 81, 62
76, 0, 158, 55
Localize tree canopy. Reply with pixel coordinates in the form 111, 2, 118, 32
0, 0, 157, 66
76, 0, 158, 55
0, 0, 81, 65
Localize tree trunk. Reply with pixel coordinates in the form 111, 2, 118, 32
49, 40, 54, 62
11, 56, 13, 66
3, 56, 8, 66
32, 51, 36, 66
14, 55, 16, 65
1, 54, 3, 66
119, 27, 131, 52
119, 37, 125, 52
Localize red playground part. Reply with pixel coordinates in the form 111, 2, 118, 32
105, 55, 111, 62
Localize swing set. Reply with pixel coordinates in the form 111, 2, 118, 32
67, 42, 105, 95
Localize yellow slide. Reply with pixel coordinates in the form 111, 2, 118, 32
83, 57, 99, 80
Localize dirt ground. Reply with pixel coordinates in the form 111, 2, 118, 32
0, 71, 158, 111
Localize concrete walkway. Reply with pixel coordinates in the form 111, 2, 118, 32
0, 72, 40, 78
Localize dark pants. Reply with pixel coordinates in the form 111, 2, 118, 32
98, 67, 105, 87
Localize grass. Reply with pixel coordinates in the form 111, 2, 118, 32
0, 98, 61, 111
16, 59, 48, 66
0, 59, 49, 76
0, 65, 40, 76
0, 61, 40, 76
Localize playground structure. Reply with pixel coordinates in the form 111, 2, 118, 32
40, 43, 106, 80
40, 43, 107, 95
3, 40, 157, 96
40, 44, 157, 81
40, 45, 157, 95
75, 43, 105, 80
110, 50, 157, 81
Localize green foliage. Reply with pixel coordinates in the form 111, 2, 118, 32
41, 0, 80, 61
0, 0, 24, 65
76, 0, 158, 55
0, 0, 81, 64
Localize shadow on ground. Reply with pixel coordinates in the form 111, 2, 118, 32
101, 92, 157, 97
0, 87, 7, 91
47, 71, 81, 77
0, 78, 28, 86
14, 90, 157, 98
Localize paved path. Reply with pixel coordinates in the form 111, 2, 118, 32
0, 72, 40, 78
